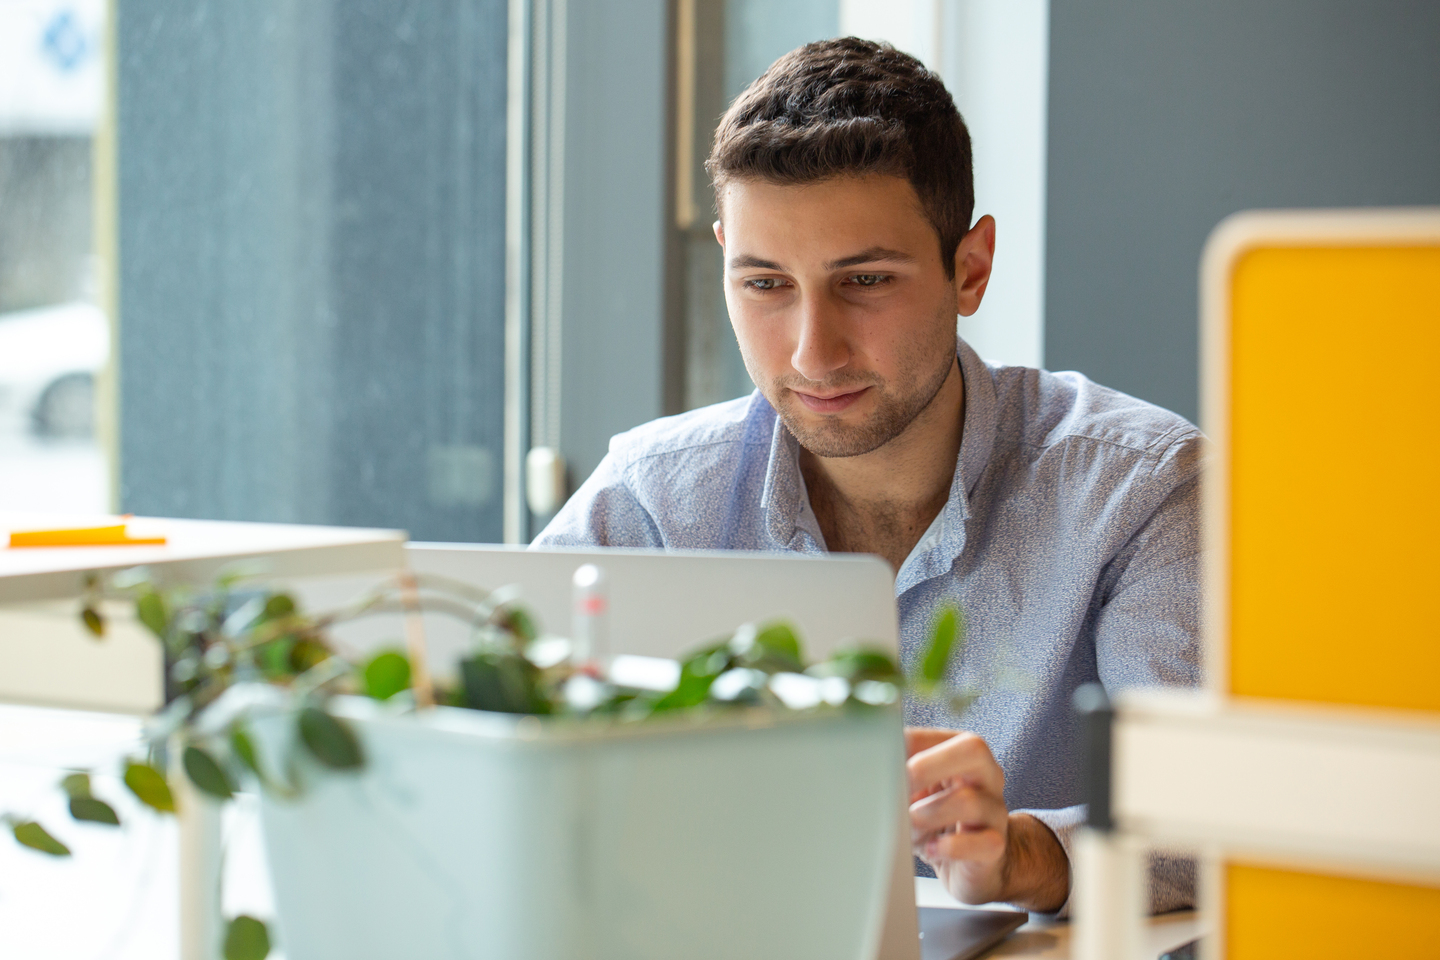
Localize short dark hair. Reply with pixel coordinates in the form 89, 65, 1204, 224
706, 37, 974, 278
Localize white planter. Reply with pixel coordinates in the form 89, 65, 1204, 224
257, 698, 903, 960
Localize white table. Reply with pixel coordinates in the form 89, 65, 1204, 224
0, 513, 406, 960
0, 513, 404, 713
916, 878, 1204, 958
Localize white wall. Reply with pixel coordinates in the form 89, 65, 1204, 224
838, 0, 941, 66
838, 0, 1049, 370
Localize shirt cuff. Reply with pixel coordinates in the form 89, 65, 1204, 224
1014, 804, 1085, 920
1012, 805, 1198, 919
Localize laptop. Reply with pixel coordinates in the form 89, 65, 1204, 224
918, 906, 1027, 960
303, 544, 1027, 960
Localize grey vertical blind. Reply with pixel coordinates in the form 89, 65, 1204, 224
118, 0, 509, 542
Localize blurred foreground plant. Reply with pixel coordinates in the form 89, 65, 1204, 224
8, 567, 969, 960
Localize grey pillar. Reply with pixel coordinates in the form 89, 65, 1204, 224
1045, 0, 1440, 424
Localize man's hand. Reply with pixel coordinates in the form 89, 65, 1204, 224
905, 727, 1070, 913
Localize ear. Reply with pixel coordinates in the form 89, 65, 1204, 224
953, 215, 996, 318
713, 220, 725, 247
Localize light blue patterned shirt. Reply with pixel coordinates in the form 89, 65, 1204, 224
536, 339, 1203, 914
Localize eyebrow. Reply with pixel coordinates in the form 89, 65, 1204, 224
727, 247, 918, 272
824, 247, 917, 270
728, 254, 783, 270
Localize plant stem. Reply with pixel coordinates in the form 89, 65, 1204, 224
400, 570, 435, 709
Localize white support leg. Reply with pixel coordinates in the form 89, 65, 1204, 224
178, 771, 224, 960
1073, 827, 1147, 960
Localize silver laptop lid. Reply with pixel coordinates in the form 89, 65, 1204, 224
302, 544, 922, 960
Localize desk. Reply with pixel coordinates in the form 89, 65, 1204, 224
917, 879, 1204, 959
0, 513, 404, 714
0, 513, 406, 960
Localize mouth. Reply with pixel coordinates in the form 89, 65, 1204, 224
792, 386, 870, 414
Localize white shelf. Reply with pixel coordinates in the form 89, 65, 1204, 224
0, 513, 407, 714
0, 513, 406, 604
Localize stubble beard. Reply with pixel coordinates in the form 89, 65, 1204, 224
764, 339, 957, 459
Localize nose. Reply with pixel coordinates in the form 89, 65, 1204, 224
790, 291, 850, 382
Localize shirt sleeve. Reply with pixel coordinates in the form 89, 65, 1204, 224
1093, 472, 1204, 692
1023, 440, 1207, 919
1088, 441, 1205, 916
531, 451, 666, 548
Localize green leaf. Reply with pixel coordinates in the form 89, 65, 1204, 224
298, 707, 364, 770
136, 591, 168, 639
257, 636, 297, 678
920, 605, 963, 685
287, 637, 331, 673
262, 593, 295, 621
225, 725, 295, 798
649, 670, 716, 713
223, 915, 271, 960
811, 647, 901, 684
751, 621, 802, 665
230, 726, 261, 778
183, 745, 235, 800
728, 621, 804, 673
460, 651, 549, 715
124, 760, 176, 813
647, 640, 735, 714
362, 650, 412, 701
13, 821, 70, 856
69, 796, 121, 826
60, 772, 92, 799
681, 643, 732, 680
497, 605, 538, 643
81, 606, 105, 638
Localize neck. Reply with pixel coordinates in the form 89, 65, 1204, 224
800, 359, 965, 571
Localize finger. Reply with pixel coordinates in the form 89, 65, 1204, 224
906, 732, 1005, 799
910, 784, 1002, 838
918, 825, 1006, 867
904, 726, 960, 758
905, 728, 965, 801
909, 782, 1008, 837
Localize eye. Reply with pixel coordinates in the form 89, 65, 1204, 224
846, 273, 891, 288
743, 277, 788, 291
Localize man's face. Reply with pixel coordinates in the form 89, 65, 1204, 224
715, 174, 977, 459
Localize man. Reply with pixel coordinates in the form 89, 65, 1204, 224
536, 38, 1200, 915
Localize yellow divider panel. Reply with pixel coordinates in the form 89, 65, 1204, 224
1226, 862, 1440, 959
1228, 245, 1440, 710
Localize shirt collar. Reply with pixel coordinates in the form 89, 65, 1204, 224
956, 336, 998, 504
896, 338, 998, 592
758, 396, 823, 552
757, 337, 1000, 573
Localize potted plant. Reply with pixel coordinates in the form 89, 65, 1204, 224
6, 567, 968, 960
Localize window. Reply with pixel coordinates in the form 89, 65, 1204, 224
0, 0, 110, 514
116, 0, 511, 543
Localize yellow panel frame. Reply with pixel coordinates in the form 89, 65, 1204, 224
1225, 862, 1440, 960
1198, 208, 1440, 959
1200, 208, 1440, 707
